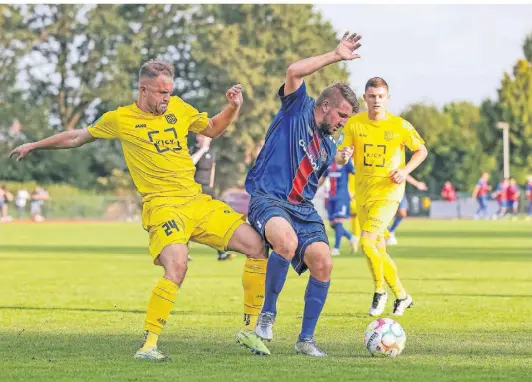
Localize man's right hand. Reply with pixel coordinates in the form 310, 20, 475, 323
335, 32, 362, 61
9, 143, 35, 161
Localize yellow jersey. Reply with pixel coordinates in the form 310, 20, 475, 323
87, 96, 210, 203
339, 111, 424, 205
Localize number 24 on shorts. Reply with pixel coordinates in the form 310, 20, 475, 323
162, 220, 179, 236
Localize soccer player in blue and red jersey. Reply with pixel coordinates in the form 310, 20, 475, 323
507, 178, 520, 217
473, 172, 491, 220
492, 178, 509, 219
245, 31, 362, 356
526, 177, 532, 219
323, 160, 358, 256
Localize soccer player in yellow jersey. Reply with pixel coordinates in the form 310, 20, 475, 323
338, 77, 428, 317
10, 60, 270, 360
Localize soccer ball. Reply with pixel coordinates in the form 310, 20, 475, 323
364, 318, 406, 357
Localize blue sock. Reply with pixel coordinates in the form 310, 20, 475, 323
262, 251, 290, 316
300, 276, 330, 340
389, 215, 403, 233
340, 224, 353, 240
333, 223, 342, 249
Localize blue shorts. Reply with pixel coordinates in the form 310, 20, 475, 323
248, 195, 329, 275
327, 197, 350, 221
499, 200, 510, 209
398, 196, 408, 210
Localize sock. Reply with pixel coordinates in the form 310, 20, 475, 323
389, 215, 403, 233
378, 246, 406, 299
300, 276, 330, 340
142, 277, 178, 350
333, 223, 342, 249
340, 224, 353, 241
352, 216, 361, 238
242, 258, 267, 329
360, 237, 385, 293
262, 251, 290, 316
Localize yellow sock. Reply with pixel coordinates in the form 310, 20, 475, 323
242, 258, 266, 330
352, 216, 361, 238
360, 237, 385, 294
378, 246, 406, 299
142, 277, 178, 350
383, 229, 391, 240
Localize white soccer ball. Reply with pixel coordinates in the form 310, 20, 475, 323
364, 318, 406, 357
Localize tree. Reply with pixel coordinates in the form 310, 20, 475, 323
188, 4, 351, 191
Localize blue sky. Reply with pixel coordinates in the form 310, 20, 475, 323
315, 4, 532, 113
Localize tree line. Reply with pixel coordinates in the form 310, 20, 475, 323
0, 4, 530, 194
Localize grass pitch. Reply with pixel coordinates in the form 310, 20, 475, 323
1, 220, 531, 381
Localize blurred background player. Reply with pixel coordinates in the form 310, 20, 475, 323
507, 178, 520, 218
472, 172, 491, 220
0, 185, 14, 222
191, 133, 236, 261
386, 175, 428, 246
15, 188, 30, 219
322, 159, 358, 256
491, 178, 509, 219
441, 181, 457, 202
526, 177, 532, 220
246, 31, 361, 357
30, 186, 49, 222
338, 76, 428, 317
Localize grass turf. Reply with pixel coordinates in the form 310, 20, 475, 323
0, 220, 531, 381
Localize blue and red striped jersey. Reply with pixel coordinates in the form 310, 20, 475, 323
323, 161, 354, 200
245, 82, 337, 204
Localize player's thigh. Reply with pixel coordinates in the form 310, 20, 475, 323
226, 223, 266, 259
303, 241, 333, 281
264, 216, 298, 258
143, 202, 193, 265
362, 201, 399, 238
191, 194, 246, 252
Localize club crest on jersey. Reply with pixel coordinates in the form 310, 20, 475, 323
165, 113, 177, 124
320, 147, 328, 162
384, 131, 397, 141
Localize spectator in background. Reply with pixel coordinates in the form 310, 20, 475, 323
441, 181, 457, 202
30, 186, 49, 222
507, 178, 520, 218
526, 177, 532, 220
0, 185, 14, 222
191, 134, 235, 261
15, 188, 30, 219
472, 172, 491, 220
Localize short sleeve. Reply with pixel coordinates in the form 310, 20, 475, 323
279, 81, 312, 114
185, 102, 210, 133
401, 119, 425, 151
87, 110, 119, 140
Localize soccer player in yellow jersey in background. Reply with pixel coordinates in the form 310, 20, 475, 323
338, 77, 427, 317
10, 60, 270, 360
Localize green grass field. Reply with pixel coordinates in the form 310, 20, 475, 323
1, 220, 531, 381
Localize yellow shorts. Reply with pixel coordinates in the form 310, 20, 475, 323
357, 200, 399, 236
142, 193, 245, 263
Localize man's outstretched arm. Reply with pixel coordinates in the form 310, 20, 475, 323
284, 31, 362, 95
9, 128, 96, 160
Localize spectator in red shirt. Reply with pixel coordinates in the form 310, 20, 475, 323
441, 181, 457, 202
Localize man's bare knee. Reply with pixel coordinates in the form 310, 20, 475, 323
158, 244, 188, 285
272, 232, 298, 259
